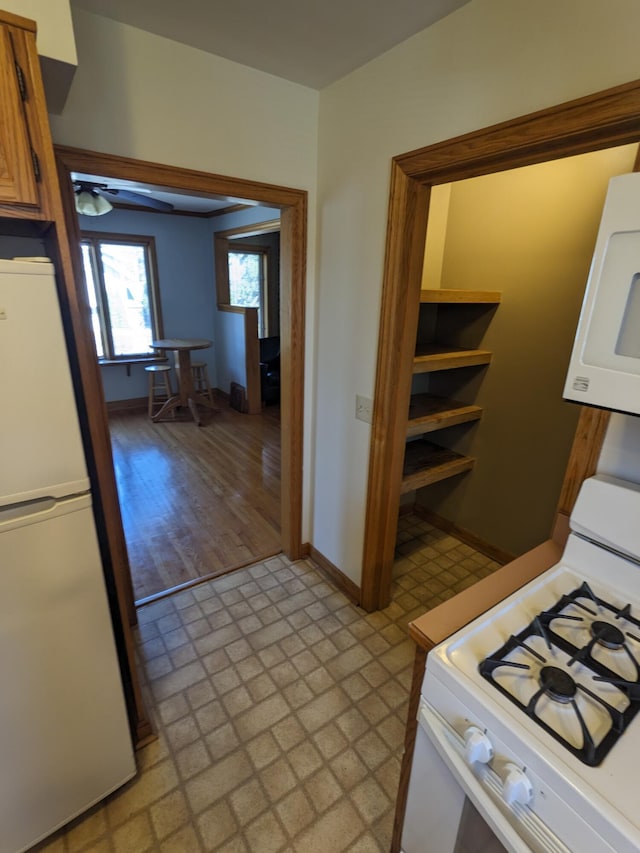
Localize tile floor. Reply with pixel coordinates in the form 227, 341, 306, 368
36, 516, 501, 853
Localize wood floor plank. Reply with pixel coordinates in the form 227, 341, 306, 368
108, 403, 281, 601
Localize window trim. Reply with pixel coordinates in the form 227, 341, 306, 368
213, 218, 280, 317
227, 242, 269, 337
80, 231, 164, 363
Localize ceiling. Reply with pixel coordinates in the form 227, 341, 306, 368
71, 172, 262, 215
70, 0, 470, 212
70, 0, 471, 89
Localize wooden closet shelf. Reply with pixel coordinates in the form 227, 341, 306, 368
401, 440, 475, 494
407, 394, 482, 437
413, 345, 492, 373
420, 289, 502, 304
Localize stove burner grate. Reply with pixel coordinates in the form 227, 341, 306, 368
538, 582, 640, 688
479, 587, 640, 767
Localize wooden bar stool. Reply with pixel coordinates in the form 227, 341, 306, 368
191, 360, 215, 407
145, 364, 174, 419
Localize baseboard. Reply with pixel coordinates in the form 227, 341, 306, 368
412, 505, 515, 566
107, 393, 229, 416
106, 397, 147, 414
307, 544, 361, 606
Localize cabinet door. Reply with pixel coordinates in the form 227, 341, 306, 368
0, 24, 38, 206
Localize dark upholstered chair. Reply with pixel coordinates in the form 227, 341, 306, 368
259, 336, 280, 405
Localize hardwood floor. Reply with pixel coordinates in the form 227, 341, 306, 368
108, 401, 281, 602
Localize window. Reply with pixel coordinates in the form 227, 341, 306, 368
227, 245, 268, 336
80, 233, 163, 361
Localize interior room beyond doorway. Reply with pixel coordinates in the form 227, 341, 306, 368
72, 183, 284, 603
55, 145, 307, 621
110, 403, 281, 602
404, 142, 638, 561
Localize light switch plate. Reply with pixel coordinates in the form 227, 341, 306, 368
356, 394, 373, 423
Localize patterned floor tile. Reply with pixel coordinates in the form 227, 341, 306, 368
34, 515, 500, 852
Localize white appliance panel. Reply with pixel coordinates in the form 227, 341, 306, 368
405, 478, 640, 852
401, 719, 475, 853
0, 259, 89, 506
0, 494, 135, 853
564, 172, 640, 414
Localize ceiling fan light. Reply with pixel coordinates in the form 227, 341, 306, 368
75, 190, 113, 216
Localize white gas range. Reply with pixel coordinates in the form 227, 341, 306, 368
402, 474, 640, 853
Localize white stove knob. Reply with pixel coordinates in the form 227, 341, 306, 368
463, 726, 494, 765
502, 763, 533, 806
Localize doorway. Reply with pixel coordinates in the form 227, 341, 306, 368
361, 80, 640, 612
55, 145, 306, 620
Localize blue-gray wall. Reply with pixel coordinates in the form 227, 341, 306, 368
78, 205, 279, 402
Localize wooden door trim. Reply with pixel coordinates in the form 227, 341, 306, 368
362, 78, 640, 613
55, 146, 306, 573
243, 307, 262, 415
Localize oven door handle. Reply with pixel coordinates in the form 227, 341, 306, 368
418, 701, 569, 853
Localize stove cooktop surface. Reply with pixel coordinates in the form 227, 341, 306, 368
478, 580, 640, 766
428, 532, 640, 844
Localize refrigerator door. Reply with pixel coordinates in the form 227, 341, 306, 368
0, 493, 136, 853
0, 258, 89, 506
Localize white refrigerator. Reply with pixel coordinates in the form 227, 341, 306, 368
0, 258, 136, 853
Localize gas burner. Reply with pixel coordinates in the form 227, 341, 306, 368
539, 665, 576, 703
479, 614, 638, 765
536, 583, 640, 685
591, 620, 625, 650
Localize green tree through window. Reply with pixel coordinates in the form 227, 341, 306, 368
228, 248, 268, 336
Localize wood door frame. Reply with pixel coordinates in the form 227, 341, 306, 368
55, 145, 307, 618
362, 79, 640, 612
214, 218, 281, 415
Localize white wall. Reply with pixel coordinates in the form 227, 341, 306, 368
4, 0, 77, 111
49, 10, 318, 190
313, 0, 640, 584
598, 416, 640, 483
39, 0, 640, 585
48, 8, 319, 543
3, 0, 76, 64
216, 312, 248, 394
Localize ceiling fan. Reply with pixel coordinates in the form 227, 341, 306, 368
73, 180, 175, 216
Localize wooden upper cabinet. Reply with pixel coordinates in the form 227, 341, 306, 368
0, 22, 39, 207
0, 10, 59, 221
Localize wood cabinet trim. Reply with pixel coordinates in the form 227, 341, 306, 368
0, 26, 39, 206
556, 406, 611, 516
396, 78, 640, 182
412, 346, 492, 372
406, 395, 482, 436
360, 162, 430, 612
420, 289, 502, 303
0, 9, 37, 32
54, 145, 305, 208
244, 307, 261, 415
401, 441, 474, 493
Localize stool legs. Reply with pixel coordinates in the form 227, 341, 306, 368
191, 361, 215, 407
145, 364, 174, 419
